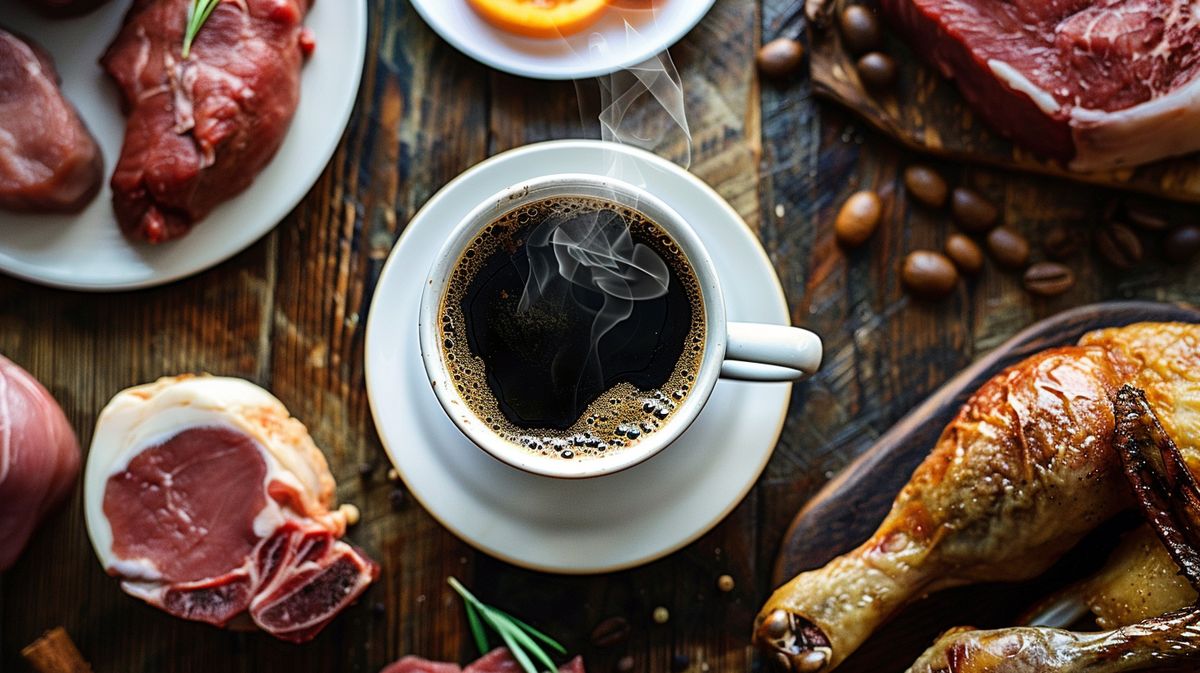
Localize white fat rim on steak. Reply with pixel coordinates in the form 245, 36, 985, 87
84, 376, 331, 579
988, 58, 1200, 172
1069, 74, 1200, 172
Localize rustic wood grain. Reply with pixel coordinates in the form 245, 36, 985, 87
3, 0, 1200, 672
803, 0, 1200, 203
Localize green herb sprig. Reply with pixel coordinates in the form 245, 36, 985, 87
448, 577, 567, 673
182, 0, 222, 58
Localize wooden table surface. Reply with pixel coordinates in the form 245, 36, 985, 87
3, 1, 1199, 672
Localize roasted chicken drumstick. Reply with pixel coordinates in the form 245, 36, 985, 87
756, 323, 1200, 672
904, 386, 1200, 673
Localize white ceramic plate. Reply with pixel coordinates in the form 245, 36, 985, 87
409, 0, 716, 80
365, 140, 795, 573
0, 0, 366, 291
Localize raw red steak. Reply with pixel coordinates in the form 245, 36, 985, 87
101, 0, 314, 243
381, 649, 585, 673
86, 376, 376, 643
0, 355, 80, 571
877, 0, 1200, 171
0, 29, 103, 213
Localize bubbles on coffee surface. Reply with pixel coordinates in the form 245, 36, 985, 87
439, 196, 706, 459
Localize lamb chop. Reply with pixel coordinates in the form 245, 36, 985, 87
903, 386, 1200, 673
755, 322, 1200, 673
102, 0, 314, 243
0, 29, 103, 213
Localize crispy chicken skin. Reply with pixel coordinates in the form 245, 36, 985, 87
756, 323, 1200, 673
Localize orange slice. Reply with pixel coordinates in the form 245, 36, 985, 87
467, 0, 611, 39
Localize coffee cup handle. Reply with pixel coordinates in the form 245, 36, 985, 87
720, 322, 823, 382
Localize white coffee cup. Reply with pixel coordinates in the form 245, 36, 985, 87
418, 174, 822, 479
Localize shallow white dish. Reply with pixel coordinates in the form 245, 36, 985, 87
0, 0, 367, 291
365, 139, 794, 573
409, 0, 716, 80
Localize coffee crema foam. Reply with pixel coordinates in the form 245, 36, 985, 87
438, 196, 707, 460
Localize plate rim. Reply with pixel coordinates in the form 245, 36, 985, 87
364, 139, 792, 573
0, 0, 369, 292
407, 0, 718, 81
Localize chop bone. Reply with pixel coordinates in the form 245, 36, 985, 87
754, 611, 833, 672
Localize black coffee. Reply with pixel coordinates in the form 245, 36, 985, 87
438, 196, 706, 459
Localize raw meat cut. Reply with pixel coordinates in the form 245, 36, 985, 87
0, 355, 79, 571
85, 375, 376, 642
876, 0, 1200, 171
381, 648, 585, 673
0, 29, 103, 213
101, 0, 315, 243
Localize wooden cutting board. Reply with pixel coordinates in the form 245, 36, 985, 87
804, 0, 1200, 204
770, 300, 1200, 673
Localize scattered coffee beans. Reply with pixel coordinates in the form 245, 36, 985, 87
902, 251, 958, 297
944, 234, 984, 275
1042, 225, 1081, 260
1165, 225, 1200, 264
1023, 262, 1075, 296
1095, 223, 1143, 269
985, 227, 1030, 268
757, 38, 805, 79
839, 5, 882, 54
590, 617, 631, 648
950, 187, 998, 232
835, 190, 883, 247
1123, 204, 1170, 232
856, 52, 897, 90
904, 165, 949, 208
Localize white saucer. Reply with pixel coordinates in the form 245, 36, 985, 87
409, 0, 716, 80
365, 140, 792, 573
0, 0, 366, 290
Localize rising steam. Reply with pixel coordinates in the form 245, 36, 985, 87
519, 208, 671, 394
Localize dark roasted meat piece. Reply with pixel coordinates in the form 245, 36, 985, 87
0, 29, 103, 213
101, 0, 314, 243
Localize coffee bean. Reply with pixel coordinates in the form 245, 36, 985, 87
1165, 225, 1200, 264
671, 654, 691, 672
388, 487, 407, 511
590, 616, 631, 648
757, 38, 805, 79
617, 656, 636, 673
856, 52, 897, 90
839, 5, 882, 54
904, 165, 948, 209
902, 251, 958, 298
985, 227, 1030, 268
1123, 204, 1170, 231
944, 234, 983, 275
1042, 225, 1081, 260
1095, 223, 1143, 269
835, 190, 883, 247
1023, 262, 1075, 296
950, 187, 998, 232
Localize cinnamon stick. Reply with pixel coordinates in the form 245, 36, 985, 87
20, 627, 92, 673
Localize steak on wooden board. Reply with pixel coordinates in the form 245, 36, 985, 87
102, 0, 315, 243
878, 0, 1200, 171
0, 29, 103, 213
0, 355, 80, 572
85, 376, 377, 642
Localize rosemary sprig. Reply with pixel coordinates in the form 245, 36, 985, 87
182, 0, 222, 58
448, 577, 567, 673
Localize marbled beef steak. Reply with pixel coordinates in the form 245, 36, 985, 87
102, 0, 314, 243
879, 0, 1200, 171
